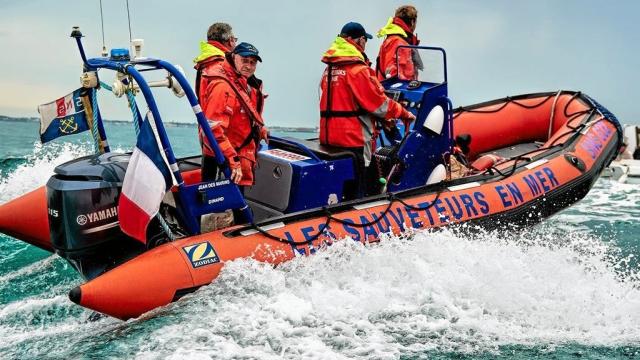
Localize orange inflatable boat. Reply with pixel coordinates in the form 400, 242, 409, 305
0, 36, 623, 320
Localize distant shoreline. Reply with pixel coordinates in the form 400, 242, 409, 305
0, 115, 317, 133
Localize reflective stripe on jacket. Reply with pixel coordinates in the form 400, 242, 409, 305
319, 37, 412, 165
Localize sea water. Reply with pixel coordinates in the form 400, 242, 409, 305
1, 119, 639, 359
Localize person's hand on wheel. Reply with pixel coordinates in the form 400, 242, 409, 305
403, 111, 416, 123
401, 111, 416, 134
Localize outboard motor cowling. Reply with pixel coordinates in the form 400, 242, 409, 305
46, 152, 144, 279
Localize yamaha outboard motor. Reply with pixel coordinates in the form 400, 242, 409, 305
46, 152, 145, 280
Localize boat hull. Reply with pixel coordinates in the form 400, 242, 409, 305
71, 92, 621, 319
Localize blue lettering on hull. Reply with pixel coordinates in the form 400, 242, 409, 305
579, 121, 613, 159
288, 167, 564, 257
521, 167, 560, 198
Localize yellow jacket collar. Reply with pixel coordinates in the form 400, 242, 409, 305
193, 41, 226, 64
322, 37, 364, 61
377, 17, 407, 38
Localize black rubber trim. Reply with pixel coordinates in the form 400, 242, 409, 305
172, 286, 202, 302
452, 90, 581, 114
320, 109, 368, 117
68, 286, 81, 304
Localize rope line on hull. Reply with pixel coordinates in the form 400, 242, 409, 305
247, 93, 621, 247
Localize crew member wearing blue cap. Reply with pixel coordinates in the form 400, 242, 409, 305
319, 22, 415, 197
199, 41, 268, 187
198, 41, 268, 228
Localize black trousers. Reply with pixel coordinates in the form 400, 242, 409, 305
342, 147, 382, 198
201, 155, 220, 182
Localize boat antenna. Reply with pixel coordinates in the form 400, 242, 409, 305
126, 0, 133, 42
99, 0, 107, 57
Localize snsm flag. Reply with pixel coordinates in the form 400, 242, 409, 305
37, 89, 91, 143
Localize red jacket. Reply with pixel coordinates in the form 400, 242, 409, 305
198, 60, 265, 186
319, 37, 413, 165
376, 17, 420, 81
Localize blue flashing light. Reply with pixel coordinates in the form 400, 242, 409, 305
110, 48, 130, 61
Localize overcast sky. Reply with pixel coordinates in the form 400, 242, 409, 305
0, 0, 638, 126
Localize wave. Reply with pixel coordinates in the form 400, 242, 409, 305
0, 226, 638, 358
0, 295, 107, 358
0, 156, 27, 166
0, 134, 639, 358
123, 229, 640, 358
0, 157, 27, 176
0, 142, 93, 203
566, 180, 640, 221
0, 255, 58, 285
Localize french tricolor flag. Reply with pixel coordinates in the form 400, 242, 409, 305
119, 115, 175, 244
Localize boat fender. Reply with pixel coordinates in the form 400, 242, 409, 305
426, 164, 447, 185
471, 154, 503, 172
423, 105, 444, 135
564, 153, 586, 173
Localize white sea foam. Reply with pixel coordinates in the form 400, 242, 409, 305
563, 179, 640, 223
1, 145, 640, 358
0, 291, 120, 358
0, 254, 57, 284
127, 228, 640, 359
0, 141, 92, 203
0, 294, 69, 319
0, 294, 84, 352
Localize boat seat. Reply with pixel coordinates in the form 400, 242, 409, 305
480, 141, 543, 160
245, 137, 358, 213
271, 137, 358, 161
271, 137, 365, 199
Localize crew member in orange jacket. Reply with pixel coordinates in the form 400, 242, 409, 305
319, 22, 415, 196
193, 22, 237, 99
198, 42, 267, 188
376, 5, 422, 81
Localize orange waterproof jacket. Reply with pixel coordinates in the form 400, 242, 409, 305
319, 37, 413, 165
198, 60, 265, 186
376, 17, 420, 81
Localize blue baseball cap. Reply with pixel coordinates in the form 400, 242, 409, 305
340, 22, 373, 40
233, 42, 262, 62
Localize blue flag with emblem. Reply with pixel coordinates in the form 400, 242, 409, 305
37, 88, 92, 143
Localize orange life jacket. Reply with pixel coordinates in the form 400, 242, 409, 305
319, 37, 411, 165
